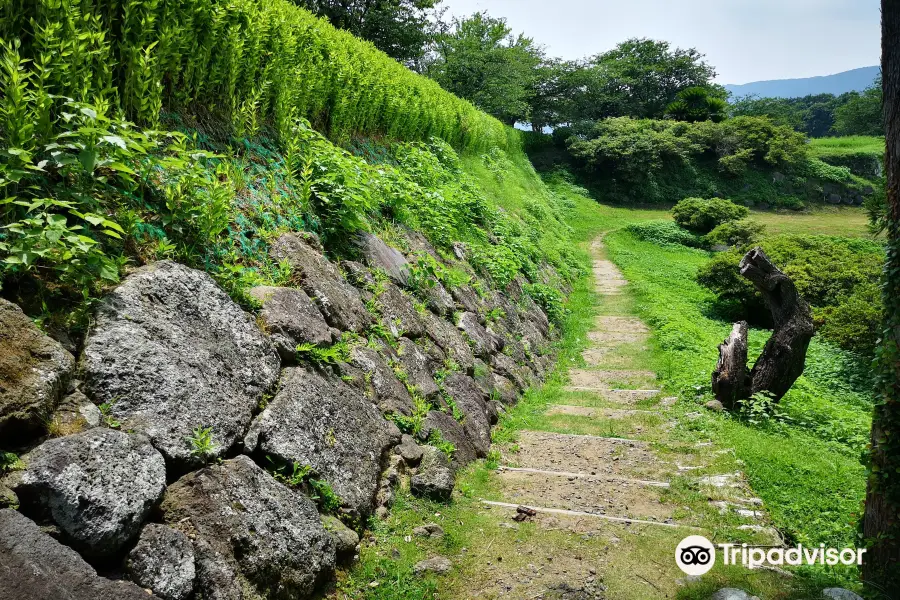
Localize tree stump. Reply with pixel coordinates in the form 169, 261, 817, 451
712, 248, 814, 407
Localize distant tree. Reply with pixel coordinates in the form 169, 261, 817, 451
666, 86, 728, 122
577, 38, 718, 120
862, 3, 898, 591
833, 76, 884, 136
425, 12, 544, 125
295, 0, 442, 64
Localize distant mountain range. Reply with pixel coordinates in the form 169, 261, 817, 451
724, 66, 880, 99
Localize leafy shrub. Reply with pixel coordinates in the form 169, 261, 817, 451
697, 234, 885, 353
523, 283, 565, 325
672, 197, 748, 233
625, 220, 703, 248
703, 219, 766, 247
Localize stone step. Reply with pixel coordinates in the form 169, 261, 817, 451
494, 470, 678, 523
504, 431, 673, 481
497, 466, 669, 488
561, 387, 661, 405
586, 331, 648, 345
480, 500, 698, 530
567, 369, 657, 391
546, 405, 660, 419
594, 316, 649, 334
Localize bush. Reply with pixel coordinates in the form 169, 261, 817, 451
625, 220, 703, 248
703, 219, 766, 247
672, 197, 748, 233
696, 234, 885, 353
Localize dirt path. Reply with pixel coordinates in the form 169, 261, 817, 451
447, 235, 783, 599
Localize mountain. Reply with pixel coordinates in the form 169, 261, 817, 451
724, 66, 880, 99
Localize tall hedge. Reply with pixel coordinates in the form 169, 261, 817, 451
0, 0, 514, 152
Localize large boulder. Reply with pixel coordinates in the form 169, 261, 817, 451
356, 232, 410, 287
126, 524, 195, 600
81, 261, 280, 468
490, 352, 529, 391
161, 456, 335, 600
410, 447, 454, 501
270, 233, 373, 333
0, 509, 158, 600
249, 286, 335, 362
441, 374, 492, 457
396, 338, 441, 402
0, 299, 74, 443
422, 311, 475, 373
10, 428, 166, 557
244, 366, 401, 517
417, 411, 478, 470
342, 345, 415, 417
375, 284, 426, 339
457, 312, 504, 359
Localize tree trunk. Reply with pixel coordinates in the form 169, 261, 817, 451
862, 2, 900, 591
712, 321, 750, 410
712, 248, 814, 406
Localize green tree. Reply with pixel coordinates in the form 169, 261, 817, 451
666, 86, 728, 122
575, 38, 717, 121
295, 0, 442, 64
425, 12, 544, 125
833, 76, 884, 136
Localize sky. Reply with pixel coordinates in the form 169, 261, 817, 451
439, 0, 880, 85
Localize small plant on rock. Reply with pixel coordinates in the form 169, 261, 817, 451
187, 426, 218, 462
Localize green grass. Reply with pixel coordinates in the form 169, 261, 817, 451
808, 136, 885, 157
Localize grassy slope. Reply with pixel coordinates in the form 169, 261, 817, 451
809, 136, 886, 157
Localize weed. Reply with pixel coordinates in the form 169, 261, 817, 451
186, 426, 218, 462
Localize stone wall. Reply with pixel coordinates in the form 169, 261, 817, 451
0, 228, 561, 600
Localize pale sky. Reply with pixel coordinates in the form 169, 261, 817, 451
440, 0, 880, 85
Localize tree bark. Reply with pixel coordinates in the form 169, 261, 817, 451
712, 248, 814, 406
863, 2, 900, 591
712, 321, 751, 410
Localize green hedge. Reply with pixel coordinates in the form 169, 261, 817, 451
0, 0, 512, 151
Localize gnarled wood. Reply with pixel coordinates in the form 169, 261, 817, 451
712, 248, 814, 407
712, 321, 751, 410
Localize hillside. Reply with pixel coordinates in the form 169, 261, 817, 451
724, 65, 880, 99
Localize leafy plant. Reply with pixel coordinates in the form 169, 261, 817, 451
703, 219, 766, 247
625, 220, 703, 248
672, 197, 748, 233
296, 339, 353, 365
186, 426, 218, 462
0, 451, 23, 473
426, 430, 456, 461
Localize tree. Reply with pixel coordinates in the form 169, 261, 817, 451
424, 12, 544, 125
862, 2, 900, 593
295, 0, 442, 65
576, 38, 717, 121
833, 76, 884, 136
666, 86, 728, 123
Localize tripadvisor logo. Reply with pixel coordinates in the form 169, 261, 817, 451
675, 536, 868, 574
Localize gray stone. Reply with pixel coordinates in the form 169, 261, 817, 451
48, 390, 101, 436
344, 345, 415, 417
396, 338, 441, 401
441, 374, 492, 457
12, 428, 166, 557
422, 281, 456, 317
451, 285, 485, 315
0, 483, 17, 509
773, 171, 786, 182
356, 232, 410, 286
423, 311, 475, 373
413, 556, 452, 575
0, 509, 158, 600
0, 299, 74, 443
375, 454, 404, 510
81, 261, 279, 468
341, 260, 377, 289
376, 284, 426, 339
705, 399, 725, 412
822, 589, 864, 600
417, 411, 478, 470
244, 366, 400, 517
451, 242, 467, 260
321, 514, 359, 558
127, 524, 195, 600
410, 446, 454, 501
271, 233, 374, 332
457, 312, 504, 359
490, 352, 529, 391
863, 185, 875, 196
827, 193, 842, 204
395, 434, 425, 466
710, 589, 759, 600
412, 523, 445, 538
161, 456, 335, 600
249, 286, 334, 361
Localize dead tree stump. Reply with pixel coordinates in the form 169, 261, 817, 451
712, 248, 814, 408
